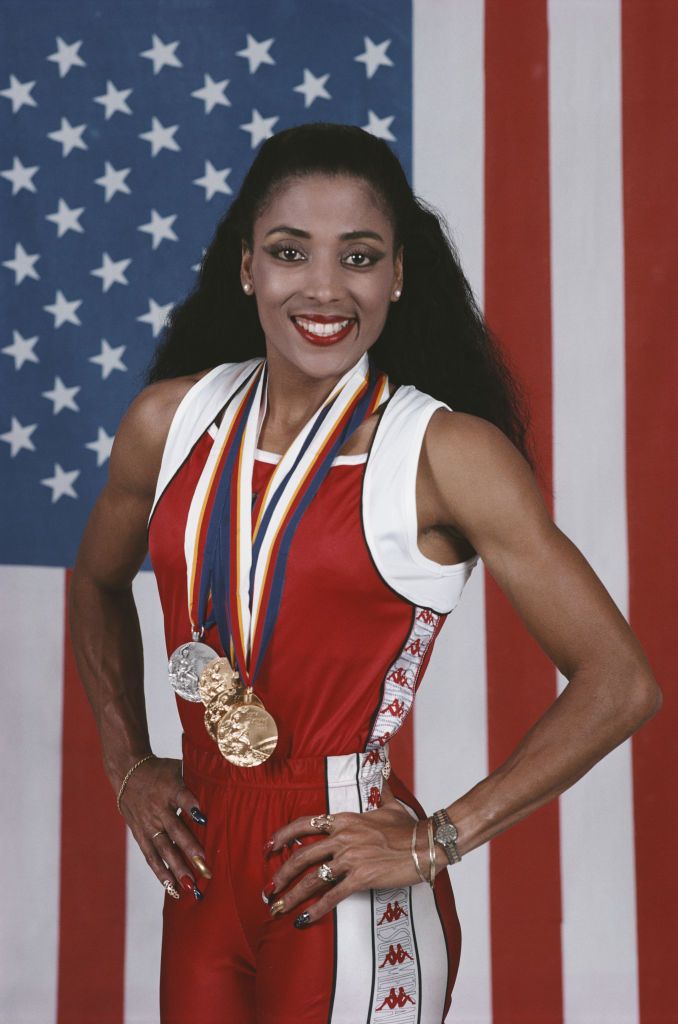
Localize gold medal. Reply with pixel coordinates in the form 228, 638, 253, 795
216, 688, 278, 766
204, 688, 262, 741
198, 657, 243, 705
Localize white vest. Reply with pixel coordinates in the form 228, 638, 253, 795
150, 359, 478, 614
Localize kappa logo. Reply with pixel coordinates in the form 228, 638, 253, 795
379, 943, 414, 968
376, 986, 416, 1010
386, 666, 414, 690
381, 698, 406, 719
364, 749, 382, 765
378, 900, 408, 924
367, 786, 382, 808
404, 637, 423, 658
416, 608, 437, 626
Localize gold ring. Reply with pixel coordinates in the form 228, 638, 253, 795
317, 862, 337, 884
151, 830, 167, 841
310, 814, 335, 833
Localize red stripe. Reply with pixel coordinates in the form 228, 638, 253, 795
621, 3, 678, 1020
57, 570, 126, 1022
484, 2, 563, 1020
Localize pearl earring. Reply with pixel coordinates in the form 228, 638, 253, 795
243, 282, 252, 294
393, 289, 401, 300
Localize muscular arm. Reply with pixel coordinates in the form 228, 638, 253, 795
421, 409, 663, 858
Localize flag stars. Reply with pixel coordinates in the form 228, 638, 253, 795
1, 156, 39, 195
193, 161, 232, 201
137, 297, 174, 337
191, 74, 231, 113
46, 197, 85, 237
43, 289, 82, 328
0, 417, 37, 457
0, 74, 37, 113
89, 339, 126, 379
354, 37, 394, 78
293, 69, 331, 109
95, 161, 132, 202
94, 80, 133, 119
2, 242, 40, 284
86, 427, 115, 467
139, 210, 178, 249
91, 253, 131, 291
236, 34, 275, 74
47, 37, 86, 78
240, 108, 278, 149
362, 110, 396, 141
139, 116, 180, 157
47, 116, 88, 157
41, 463, 80, 503
42, 376, 81, 414
2, 330, 39, 370
140, 34, 183, 74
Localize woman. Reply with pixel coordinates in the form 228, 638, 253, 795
69, 122, 661, 1024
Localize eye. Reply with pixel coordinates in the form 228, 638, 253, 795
266, 243, 381, 268
268, 244, 304, 262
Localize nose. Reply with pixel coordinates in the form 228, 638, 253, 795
300, 252, 347, 305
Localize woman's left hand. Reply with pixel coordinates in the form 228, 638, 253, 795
263, 790, 447, 926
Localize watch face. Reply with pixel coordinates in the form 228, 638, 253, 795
436, 822, 458, 844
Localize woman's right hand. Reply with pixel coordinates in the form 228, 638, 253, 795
119, 754, 211, 899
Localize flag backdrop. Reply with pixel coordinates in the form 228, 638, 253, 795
1, 1, 675, 1021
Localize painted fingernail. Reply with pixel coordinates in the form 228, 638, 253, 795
262, 838, 275, 856
190, 807, 207, 825
193, 884, 203, 902
294, 911, 311, 929
287, 838, 303, 848
163, 880, 180, 900
180, 874, 194, 895
269, 898, 285, 917
191, 854, 212, 879
261, 880, 277, 904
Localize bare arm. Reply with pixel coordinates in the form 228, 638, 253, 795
421, 409, 663, 858
69, 374, 212, 897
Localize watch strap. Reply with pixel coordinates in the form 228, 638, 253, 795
432, 808, 462, 864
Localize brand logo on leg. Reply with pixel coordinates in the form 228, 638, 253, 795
379, 943, 414, 968
375, 985, 416, 1010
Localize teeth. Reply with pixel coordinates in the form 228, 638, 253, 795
293, 317, 352, 336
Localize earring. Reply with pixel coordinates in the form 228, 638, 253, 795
393, 289, 401, 300
243, 282, 252, 294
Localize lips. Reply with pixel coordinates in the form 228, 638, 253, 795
290, 314, 357, 346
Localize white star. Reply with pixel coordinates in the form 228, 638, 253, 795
94, 161, 132, 202
139, 116, 180, 157
94, 80, 133, 119
362, 110, 396, 141
47, 116, 88, 157
46, 37, 86, 78
45, 197, 85, 237
1, 156, 39, 195
140, 34, 183, 74
85, 427, 115, 467
2, 330, 39, 370
236, 34, 275, 74
191, 246, 207, 273
43, 289, 82, 329
41, 463, 80, 503
2, 242, 40, 284
89, 338, 127, 379
0, 74, 37, 113
193, 160, 232, 201
191, 74, 231, 114
42, 376, 80, 414
0, 417, 37, 457
240, 108, 278, 149
90, 252, 131, 292
138, 209, 178, 250
354, 37, 394, 79
137, 297, 174, 337
293, 69, 331, 109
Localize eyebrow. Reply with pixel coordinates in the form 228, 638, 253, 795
264, 225, 385, 243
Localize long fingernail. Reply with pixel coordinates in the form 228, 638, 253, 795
193, 884, 203, 902
180, 874, 194, 895
261, 881, 277, 904
191, 854, 212, 879
269, 898, 285, 917
190, 807, 207, 825
287, 838, 303, 848
294, 911, 311, 929
262, 838, 275, 857
163, 880, 180, 900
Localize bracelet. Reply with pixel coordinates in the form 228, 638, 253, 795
426, 817, 436, 889
410, 821, 429, 886
116, 753, 155, 813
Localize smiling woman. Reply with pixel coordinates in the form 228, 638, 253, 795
68, 122, 661, 1024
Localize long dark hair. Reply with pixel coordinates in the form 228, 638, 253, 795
146, 122, 534, 468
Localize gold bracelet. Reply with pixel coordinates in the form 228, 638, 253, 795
426, 817, 436, 889
410, 821, 429, 886
116, 753, 155, 813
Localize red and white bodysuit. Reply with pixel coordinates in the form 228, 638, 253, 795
148, 359, 478, 1023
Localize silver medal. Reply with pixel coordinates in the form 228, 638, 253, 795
168, 641, 220, 702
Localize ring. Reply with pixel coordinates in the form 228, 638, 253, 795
151, 830, 167, 841
317, 862, 337, 884
310, 814, 335, 833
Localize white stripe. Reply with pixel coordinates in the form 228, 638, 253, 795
413, 2, 491, 1021
124, 571, 183, 1024
0, 566, 64, 1024
549, 2, 639, 1021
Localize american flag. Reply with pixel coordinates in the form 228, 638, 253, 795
1, 1, 675, 1022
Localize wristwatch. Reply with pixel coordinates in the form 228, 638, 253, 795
432, 808, 462, 864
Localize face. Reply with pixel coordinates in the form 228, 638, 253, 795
240, 173, 403, 382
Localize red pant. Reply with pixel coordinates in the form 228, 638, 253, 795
160, 735, 462, 1023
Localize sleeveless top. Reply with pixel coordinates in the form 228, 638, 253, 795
147, 358, 479, 760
